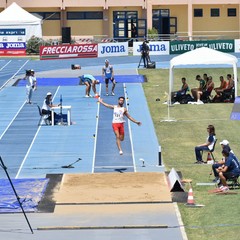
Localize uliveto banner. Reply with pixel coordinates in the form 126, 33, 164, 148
170, 40, 234, 54
40, 43, 98, 60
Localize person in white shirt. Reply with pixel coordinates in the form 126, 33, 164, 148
98, 96, 141, 155
25, 69, 37, 104
42, 92, 59, 124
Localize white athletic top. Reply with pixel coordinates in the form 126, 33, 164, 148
112, 106, 125, 123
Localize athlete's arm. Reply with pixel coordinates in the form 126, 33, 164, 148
98, 98, 114, 109
124, 109, 141, 125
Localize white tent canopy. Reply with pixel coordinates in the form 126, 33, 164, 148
0, 2, 42, 40
169, 47, 238, 101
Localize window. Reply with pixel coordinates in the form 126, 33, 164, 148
30, 12, 60, 20
194, 9, 203, 17
67, 12, 103, 20
211, 8, 219, 17
228, 8, 237, 17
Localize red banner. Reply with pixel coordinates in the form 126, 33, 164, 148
40, 44, 98, 60
0, 49, 26, 56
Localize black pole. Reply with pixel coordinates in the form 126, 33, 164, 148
0, 156, 34, 234
158, 146, 162, 166
60, 94, 63, 125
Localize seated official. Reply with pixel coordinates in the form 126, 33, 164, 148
42, 92, 59, 124
191, 75, 206, 103
216, 148, 240, 192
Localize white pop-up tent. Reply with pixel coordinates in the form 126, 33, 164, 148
169, 47, 238, 102
0, 2, 42, 40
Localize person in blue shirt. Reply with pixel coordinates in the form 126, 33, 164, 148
102, 59, 116, 96
217, 148, 240, 192
80, 74, 99, 98
194, 125, 216, 164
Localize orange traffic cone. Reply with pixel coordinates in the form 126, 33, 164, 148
185, 187, 205, 208
186, 187, 195, 205
207, 152, 214, 164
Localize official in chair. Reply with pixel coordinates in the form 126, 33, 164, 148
216, 148, 240, 192
194, 125, 216, 164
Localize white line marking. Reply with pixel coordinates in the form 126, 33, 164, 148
0, 59, 29, 90
0, 102, 26, 141
0, 60, 11, 71
173, 202, 189, 240
124, 83, 136, 172
92, 84, 101, 173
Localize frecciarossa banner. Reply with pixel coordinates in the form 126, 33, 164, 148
40, 44, 98, 60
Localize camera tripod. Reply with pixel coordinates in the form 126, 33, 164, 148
138, 54, 150, 68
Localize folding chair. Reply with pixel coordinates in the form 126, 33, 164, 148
201, 138, 217, 163
37, 105, 50, 126
227, 175, 240, 189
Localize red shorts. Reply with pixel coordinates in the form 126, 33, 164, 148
112, 123, 124, 135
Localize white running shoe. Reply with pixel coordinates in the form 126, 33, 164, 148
85, 95, 89, 98
119, 150, 123, 155
220, 186, 229, 192
111, 92, 115, 96
106, 93, 109, 96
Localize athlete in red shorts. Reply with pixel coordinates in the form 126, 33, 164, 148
99, 96, 141, 155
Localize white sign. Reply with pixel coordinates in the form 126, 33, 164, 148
234, 39, 240, 53
133, 41, 170, 56
98, 42, 128, 57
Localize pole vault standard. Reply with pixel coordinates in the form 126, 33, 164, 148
0, 156, 33, 234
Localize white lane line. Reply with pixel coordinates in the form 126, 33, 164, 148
16, 86, 61, 178
124, 83, 136, 172
0, 59, 29, 90
0, 60, 12, 71
173, 202, 189, 240
92, 84, 101, 173
0, 102, 26, 140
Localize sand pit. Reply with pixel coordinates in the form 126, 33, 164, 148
54, 172, 171, 204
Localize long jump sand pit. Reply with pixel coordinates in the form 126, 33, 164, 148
54, 172, 171, 204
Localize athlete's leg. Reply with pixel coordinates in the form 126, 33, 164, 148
114, 130, 122, 152
84, 82, 90, 96
92, 81, 97, 95
105, 79, 109, 95
111, 79, 116, 94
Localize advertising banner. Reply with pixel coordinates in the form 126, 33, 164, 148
234, 39, 240, 53
133, 41, 169, 56
0, 28, 26, 56
40, 44, 98, 60
98, 42, 128, 57
170, 40, 234, 54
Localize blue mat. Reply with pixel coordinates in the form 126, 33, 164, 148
230, 96, 240, 120
0, 178, 49, 213
15, 75, 145, 86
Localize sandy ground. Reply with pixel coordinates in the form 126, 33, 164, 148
54, 172, 171, 207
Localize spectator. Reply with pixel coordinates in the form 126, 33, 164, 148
194, 125, 216, 164
191, 75, 206, 103
199, 76, 215, 103
212, 140, 233, 182
171, 77, 189, 103
216, 148, 240, 192
214, 76, 227, 95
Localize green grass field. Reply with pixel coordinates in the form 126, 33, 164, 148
140, 68, 240, 240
